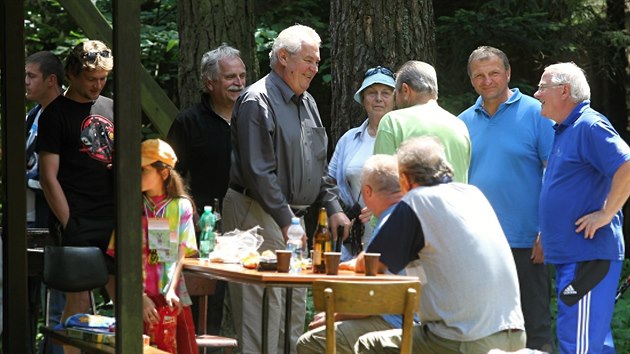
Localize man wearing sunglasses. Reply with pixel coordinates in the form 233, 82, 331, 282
373, 60, 471, 183
38, 40, 115, 354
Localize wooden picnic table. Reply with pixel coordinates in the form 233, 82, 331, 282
183, 258, 417, 354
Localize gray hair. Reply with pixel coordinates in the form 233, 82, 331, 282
200, 44, 242, 92
543, 62, 591, 102
361, 154, 401, 196
397, 136, 454, 186
395, 60, 438, 99
269, 24, 321, 68
467, 46, 510, 77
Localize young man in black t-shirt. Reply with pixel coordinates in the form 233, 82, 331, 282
38, 40, 115, 354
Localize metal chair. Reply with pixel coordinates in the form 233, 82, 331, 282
42, 245, 109, 325
185, 273, 238, 354
312, 279, 421, 354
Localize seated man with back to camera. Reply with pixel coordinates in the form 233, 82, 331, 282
354, 136, 526, 354
297, 154, 404, 353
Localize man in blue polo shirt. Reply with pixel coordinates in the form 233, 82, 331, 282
534, 62, 630, 354
459, 46, 554, 351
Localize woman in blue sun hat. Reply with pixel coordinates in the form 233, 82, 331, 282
329, 66, 396, 261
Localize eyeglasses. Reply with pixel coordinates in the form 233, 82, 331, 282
81, 50, 111, 62
537, 83, 565, 91
365, 66, 395, 79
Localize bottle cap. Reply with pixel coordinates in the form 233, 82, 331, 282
204, 205, 213, 212
291, 217, 300, 224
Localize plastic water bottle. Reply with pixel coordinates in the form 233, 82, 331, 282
199, 206, 216, 258
286, 217, 304, 273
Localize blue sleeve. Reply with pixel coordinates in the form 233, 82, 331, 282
586, 120, 630, 177
366, 202, 424, 274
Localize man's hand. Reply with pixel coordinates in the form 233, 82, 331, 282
353, 252, 366, 273
358, 207, 373, 224
530, 234, 544, 264
281, 225, 290, 243
339, 257, 357, 271
308, 312, 326, 330
307, 311, 369, 330
329, 211, 351, 243
143, 295, 158, 324
575, 210, 613, 239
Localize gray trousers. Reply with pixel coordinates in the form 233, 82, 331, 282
223, 188, 307, 354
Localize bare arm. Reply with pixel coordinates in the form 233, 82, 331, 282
39, 151, 69, 227
307, 312, 369, 330
165, 244, 187, 312
575, 161, 630, 238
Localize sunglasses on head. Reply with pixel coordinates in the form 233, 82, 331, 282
81, 50, 111, 62
364, 66, 395, 79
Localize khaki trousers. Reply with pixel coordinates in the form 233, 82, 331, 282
355, 325, 526, 354
297, 316, 393, 354
223, 188, 307, 354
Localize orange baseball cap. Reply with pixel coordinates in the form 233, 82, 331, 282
141, 139, 177, 168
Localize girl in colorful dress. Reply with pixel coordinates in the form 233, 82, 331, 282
139, 138, 198, 353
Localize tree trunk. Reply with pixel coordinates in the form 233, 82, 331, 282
329, 0, 436, 144
176, 0, 258, 109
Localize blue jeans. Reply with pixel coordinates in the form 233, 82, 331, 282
39, 286, 65, 354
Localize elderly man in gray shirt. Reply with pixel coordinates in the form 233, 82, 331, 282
223, 24, 350, 354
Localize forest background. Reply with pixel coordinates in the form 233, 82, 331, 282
21, 0, 630, 351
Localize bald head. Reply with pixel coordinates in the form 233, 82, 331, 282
361, 154, 403, 217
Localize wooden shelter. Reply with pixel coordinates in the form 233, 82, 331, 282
0, 1, 174, 352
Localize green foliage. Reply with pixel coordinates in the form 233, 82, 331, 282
613, 260, 630, 350
255, 0, 331, 85
435, 0, 630, 115
94, 0, 179, 102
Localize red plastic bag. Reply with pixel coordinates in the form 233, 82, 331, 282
145, 305, 178, 353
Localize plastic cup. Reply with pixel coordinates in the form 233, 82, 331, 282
364, 253, 381, 276
275, 250, 291, 273
324, 252, 341, 275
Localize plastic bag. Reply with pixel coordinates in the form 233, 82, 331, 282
65, 314, 115, 329
208, 226, 264, 263
145, 306, 178, 353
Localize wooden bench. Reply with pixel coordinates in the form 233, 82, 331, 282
41, 327, 169, 354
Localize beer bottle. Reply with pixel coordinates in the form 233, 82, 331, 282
312, 207, 332, 273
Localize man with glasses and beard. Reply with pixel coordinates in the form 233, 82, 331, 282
167, 43, 246, 335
